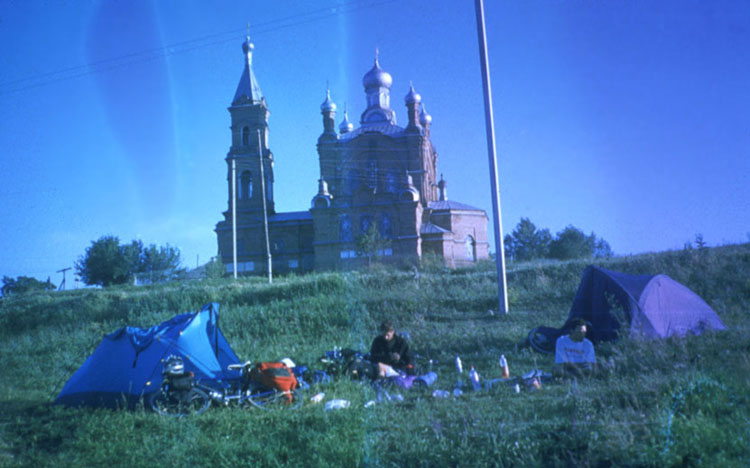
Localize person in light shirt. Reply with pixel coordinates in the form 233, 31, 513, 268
554, 318, 597, 378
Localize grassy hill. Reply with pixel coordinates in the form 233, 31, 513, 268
1, 244, 749, 467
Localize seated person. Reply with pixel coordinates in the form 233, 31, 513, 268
369, 320, 414, 378
553, 318, 597, 378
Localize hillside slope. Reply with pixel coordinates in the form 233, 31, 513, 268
1, 244, 748, 466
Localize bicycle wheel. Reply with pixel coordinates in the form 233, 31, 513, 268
150, 388, 210, 416
182, 388, 211, 414
149, 390, 181, 416
247, 387, 302, 410
528, 327, 556, 355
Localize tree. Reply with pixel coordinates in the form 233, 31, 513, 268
76, 236, 184, 286
548, 225, 613, 260
76, 236, 135, 287
356, 224, 392, 266
137, 244, 184, 284
504, 218, 552, 262
1, 276, 54, 296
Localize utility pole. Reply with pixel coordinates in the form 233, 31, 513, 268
258, 129, 272, 283
56, 267, 71, 291
475, 0, 509, 314
231, 158, 238, 279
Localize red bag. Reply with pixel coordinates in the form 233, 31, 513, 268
249, 362, 298, 402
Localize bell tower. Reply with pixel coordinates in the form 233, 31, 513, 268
226, 35, 275, 215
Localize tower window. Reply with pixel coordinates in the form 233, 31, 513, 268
241, 126, 250, 146
240, 170, 252, 200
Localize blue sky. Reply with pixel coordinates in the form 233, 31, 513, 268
1, 0, 748, 285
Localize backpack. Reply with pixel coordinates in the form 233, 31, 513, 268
249, 362, 298, 401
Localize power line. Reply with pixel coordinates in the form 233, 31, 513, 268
0, 0, 398, 97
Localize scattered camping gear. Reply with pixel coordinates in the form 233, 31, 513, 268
319, 348, 375, 381
527, 266, 727, 353
55, 303, 241, 409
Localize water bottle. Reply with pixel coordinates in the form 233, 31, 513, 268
469, 366, 481, 391
455, 355, 463, 388
500, 354, 510, 378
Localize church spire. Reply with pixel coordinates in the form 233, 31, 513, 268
232, 31, 263, 105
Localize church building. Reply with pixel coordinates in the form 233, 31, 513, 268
215, 37, 489, 275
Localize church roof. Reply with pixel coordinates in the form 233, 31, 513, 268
269, 211, 312, 222
233, 37, 263, 105
338, 122, 405, 141
420, 222, 451, 234
428, 200, 485, 212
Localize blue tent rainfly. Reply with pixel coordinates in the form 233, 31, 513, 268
55, 303, 241, 408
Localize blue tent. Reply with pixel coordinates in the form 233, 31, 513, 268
55, 303, 241, 408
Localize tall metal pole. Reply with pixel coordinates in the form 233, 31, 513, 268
258, 130, 273, 283
475, 0, 509, 314
231, 158, 238, 279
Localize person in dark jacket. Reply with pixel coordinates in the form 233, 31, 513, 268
370, 320, 414, 377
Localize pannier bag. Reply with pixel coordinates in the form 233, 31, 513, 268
169, 372, 194, 391
249, 362, 298, 402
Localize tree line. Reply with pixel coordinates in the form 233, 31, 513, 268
504, 218, 613, 262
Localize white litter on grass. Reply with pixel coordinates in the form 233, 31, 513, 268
324, 399, 350, 411
432, 390, 450, 398
310, 392, 325, 403
364, 400, 376, 408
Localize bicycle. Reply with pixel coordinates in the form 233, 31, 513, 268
148, 356, 211, 416
206, 361, 303, 411
149, 357, 302, 416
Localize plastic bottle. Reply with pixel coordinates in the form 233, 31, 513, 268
469, 366, 481, 391
500, 354, 510, 379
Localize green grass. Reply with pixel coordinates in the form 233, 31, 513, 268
1, 244, 749, 467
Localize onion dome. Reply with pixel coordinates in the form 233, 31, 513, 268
362, 56, 392, 89
419, 103, 432, 125
339, 108, 354, 133
320, 89, 336, 112
242, 36, 255, 54
405, 82, 421, 104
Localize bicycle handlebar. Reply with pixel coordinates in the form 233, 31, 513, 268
228, 361, 253, 371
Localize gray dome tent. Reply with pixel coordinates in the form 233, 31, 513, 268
570, 266, 727, 342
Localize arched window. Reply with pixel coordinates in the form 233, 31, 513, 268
385, 171, 397, 193
339, 214, 352, 242
241, 126, 250, 146
360, 215, 371, 234
346, 169, 360, 195
366, 158, 377, 189
379, 213, 393, 238
465, 235, 476, 261
240, 170, 252, 200
265, 174, 273, 202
